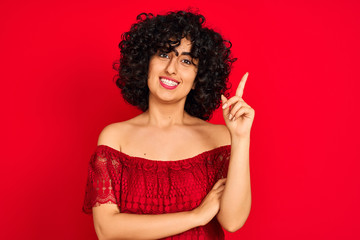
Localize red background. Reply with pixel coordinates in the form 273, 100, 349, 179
1, 0, 359, 239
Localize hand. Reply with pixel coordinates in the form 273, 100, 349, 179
221, 72, 255, 138
192, 178, 227, 226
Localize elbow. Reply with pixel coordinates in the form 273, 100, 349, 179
220, 209, 251, 233
223, 219, 246, 233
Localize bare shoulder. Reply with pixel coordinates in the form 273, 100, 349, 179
97, 122, 128, 151
199, 120, 231, 147
212, 123, 232, 146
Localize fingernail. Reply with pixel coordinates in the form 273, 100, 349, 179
222, 103, 227, 109
228, 114, 232, 120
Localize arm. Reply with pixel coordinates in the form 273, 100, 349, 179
93, 204, 201, 240
216, 135, 252, 232
91, 124, 206, 239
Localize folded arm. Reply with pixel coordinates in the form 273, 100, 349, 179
93, 203, 201, 240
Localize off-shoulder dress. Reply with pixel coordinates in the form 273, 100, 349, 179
82, 144, 231, 240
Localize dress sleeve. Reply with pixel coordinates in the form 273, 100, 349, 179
214, 147, 231, 181
82, 147, 121, 214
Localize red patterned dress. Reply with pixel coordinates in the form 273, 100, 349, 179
82, 144, 231, 240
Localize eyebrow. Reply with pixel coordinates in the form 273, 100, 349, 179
173, 49, 191, 57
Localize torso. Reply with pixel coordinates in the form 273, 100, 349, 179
106, 113, 231, 161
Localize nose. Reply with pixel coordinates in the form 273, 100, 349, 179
165, 57, 177, 75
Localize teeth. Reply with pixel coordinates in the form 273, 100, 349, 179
160, 78, 179, 86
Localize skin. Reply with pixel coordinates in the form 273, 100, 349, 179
221, 72, 255, 138
91, 37, 254, 239
216, 72, 254, 232
115, 37, 231, 159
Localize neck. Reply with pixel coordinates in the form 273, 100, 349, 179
144, 94, 190, 128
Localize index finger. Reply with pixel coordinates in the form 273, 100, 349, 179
235, 72, 249, 97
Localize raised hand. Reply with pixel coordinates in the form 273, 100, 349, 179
221, 72, 255, 138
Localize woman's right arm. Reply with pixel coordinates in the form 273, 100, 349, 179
93, 204, 199, 240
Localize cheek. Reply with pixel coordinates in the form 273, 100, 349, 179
181, 68, 197, 82
148, 60, 164, 76
147, 63, 158, 80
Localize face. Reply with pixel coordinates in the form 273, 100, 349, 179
147, 37, 199, 103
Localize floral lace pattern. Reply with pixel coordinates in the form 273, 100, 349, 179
82, 144, 231, 239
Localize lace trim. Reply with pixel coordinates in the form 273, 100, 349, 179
97, 144, 231, 164
92, 200, 117, 207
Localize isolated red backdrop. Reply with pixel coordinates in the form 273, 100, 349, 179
1, 0, 359, 239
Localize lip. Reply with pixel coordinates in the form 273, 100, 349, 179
159, 78, 179, 90
159, 76, 180, 90
159, 76, 180, 83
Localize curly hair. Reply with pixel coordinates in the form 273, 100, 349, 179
113, 10, 237, 120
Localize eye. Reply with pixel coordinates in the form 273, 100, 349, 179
159, 53, 169, 58
182, 59, 192, 65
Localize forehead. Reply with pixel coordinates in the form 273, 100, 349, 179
170, 37, 192, 53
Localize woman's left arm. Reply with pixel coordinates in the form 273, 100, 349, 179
216, 72, 255, 232
216, 136, 251, 232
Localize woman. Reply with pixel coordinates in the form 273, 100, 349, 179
82, 10, 254, 240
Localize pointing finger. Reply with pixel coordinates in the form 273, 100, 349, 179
235, 72, 249, 98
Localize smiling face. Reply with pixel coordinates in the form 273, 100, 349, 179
147, 37, 199, 103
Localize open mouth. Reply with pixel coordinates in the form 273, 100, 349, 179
159, 77, 179, 86
159, 77, 180, 89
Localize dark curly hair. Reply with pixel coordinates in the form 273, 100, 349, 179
113, 10, 236, 120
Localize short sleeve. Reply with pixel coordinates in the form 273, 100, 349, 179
82, 146, 122, 214
214, 147, 231, 182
